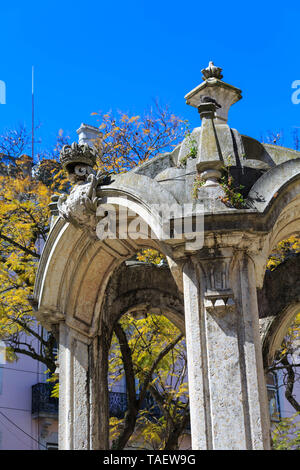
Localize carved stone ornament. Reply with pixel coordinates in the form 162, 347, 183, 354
201, 61, 223, 81
202, 258, 236, 316
204, 290, 235, 316
57, 142, 110, 239
60, 142, 97, 171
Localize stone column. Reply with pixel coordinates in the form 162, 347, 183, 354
58, 323, 91, 449
58, 322, 74, 449
95, 331, 110, 450
182, 251, 270, 450
58, 322, 110, 450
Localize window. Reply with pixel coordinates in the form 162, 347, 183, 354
266, 373, 281, 422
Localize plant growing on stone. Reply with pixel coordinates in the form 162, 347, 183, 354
192, 174, 205, 199
179, 126, 198, 167
185, 131, 198, 159
219, 165, 246, 208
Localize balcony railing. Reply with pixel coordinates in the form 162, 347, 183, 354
109, 391, 128, 418
32, 383, 58, 417
32, 384, 162, 420
109, 391, 162, 420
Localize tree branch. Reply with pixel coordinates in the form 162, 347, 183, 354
281, 355, 300, 412
111, 322, 138, 450
0, 233, 40, 258
138, 333, 183, 405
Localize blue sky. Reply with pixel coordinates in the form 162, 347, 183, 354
0, 1, 299, 157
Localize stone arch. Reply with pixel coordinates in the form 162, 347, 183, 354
34, 218, 169, 338
262, 304, 299, 369
246, 158, 300, 286
101, 261, 185, 335
33, 183, 189, 449
258, 253, 300, 367
94, 260, 185, 450
34, 173, 187, 338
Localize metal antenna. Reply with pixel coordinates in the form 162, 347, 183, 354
32, 66, 34, 161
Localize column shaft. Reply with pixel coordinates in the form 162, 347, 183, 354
58, 322, 110, 449
58, 323, 93, 449
183, 253, 270, 450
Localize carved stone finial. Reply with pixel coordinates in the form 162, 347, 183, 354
59, 141, 100, 186
201, 61, 223, 81
185, 63, 242, 124
60, 142, 97, 172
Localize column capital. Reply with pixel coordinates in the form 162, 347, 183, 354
191, 255, 236, 317
33, 307, 65, 336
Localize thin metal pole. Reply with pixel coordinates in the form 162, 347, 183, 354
32, 66, 34, 161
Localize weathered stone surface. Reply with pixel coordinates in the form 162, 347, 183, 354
183, 252, 270, 450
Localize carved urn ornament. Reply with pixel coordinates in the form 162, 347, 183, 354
57, 141, 110, 238
185, 61, 242, 124
201, 61, 223, 81
60, 142, 98, 183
